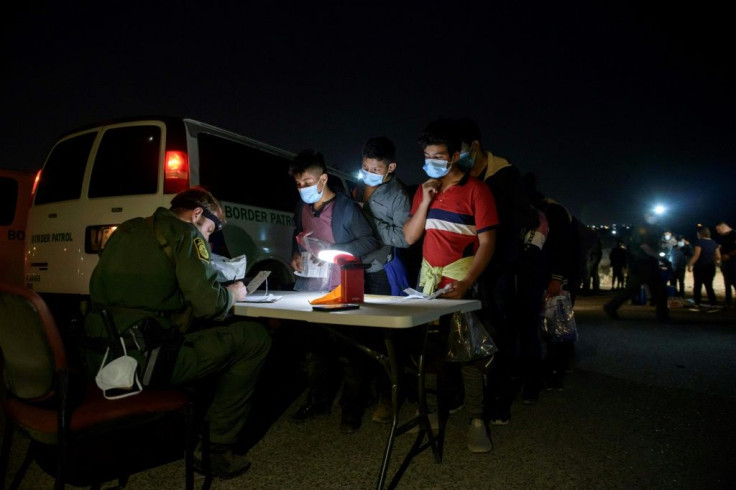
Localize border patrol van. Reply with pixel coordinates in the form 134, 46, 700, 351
1, 168, 36, 286
25, 116, 357, 318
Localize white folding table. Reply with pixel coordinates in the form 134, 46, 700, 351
234, 292, 481, 489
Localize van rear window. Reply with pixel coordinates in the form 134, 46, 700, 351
0, 177, 19, 225
198, 133, 297, 212
34, 133, 96, 205
88, 126, 161, 198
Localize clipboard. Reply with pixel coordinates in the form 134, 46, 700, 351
246, 270, 271, 294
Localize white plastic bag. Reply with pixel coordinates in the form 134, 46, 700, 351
210, 254, 247, 283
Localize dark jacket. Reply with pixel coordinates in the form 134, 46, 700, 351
484, 164, 532, 268
538, 198, 577, 285
292, 191, 380, 262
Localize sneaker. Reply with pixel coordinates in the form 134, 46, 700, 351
371, 395, 393, 424
195, 447, 251, 480
467, 418, 493, 453
290, 401, 331, 423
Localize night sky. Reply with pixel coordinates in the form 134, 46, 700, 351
2, 2, 734, 236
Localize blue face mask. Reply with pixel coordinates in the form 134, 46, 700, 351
299, 180, 324, 204
423, 159, 450, 179
361, 168, 386, 187
456, 150, 474, 171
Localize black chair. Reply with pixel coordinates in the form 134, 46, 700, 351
0, 283, 196, 489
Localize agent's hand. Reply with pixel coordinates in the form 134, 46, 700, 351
227, 281, 247, 302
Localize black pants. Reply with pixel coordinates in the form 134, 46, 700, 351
722, 261, 736, 305
693, 263, 717, 306
671, 266, 686, 296
611, 266, 625, 289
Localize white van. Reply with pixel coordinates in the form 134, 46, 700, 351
1, 168, 36, 286
25, 116, 357, 317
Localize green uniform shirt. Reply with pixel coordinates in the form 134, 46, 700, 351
86, 207, 232, 339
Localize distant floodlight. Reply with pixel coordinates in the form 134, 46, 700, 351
653, 205, 666, 215
612, 230, 617, 235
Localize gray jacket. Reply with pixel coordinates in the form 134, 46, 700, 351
360, 176, 411, 272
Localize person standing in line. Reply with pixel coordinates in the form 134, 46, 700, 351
715, 222, 736, 306
355, 136, 412, 295
522, 172, 579, 391
403, 118, 498, 453
353, 136, 412, 424
687, 226, 721, 308
287, 149, 380, 434
456, 117, 540, 422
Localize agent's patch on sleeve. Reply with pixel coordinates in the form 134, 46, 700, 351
194, 237, 210, 262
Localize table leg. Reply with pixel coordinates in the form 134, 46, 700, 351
376, 329, 400, 489
383, 324, 445, 489
322, 325, 444, 490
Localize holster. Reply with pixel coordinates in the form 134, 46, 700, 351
137, 318, 185, 388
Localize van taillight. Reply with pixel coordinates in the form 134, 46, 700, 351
165, 150, 189, 194
31, 169, 41, 197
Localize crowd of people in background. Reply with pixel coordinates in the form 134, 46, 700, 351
599, 220, 735, 318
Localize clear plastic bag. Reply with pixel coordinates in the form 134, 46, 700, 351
540, 291, 578, 342
294, 231, 338, 291
446, 311, 498, 362
210, 253, 247, 283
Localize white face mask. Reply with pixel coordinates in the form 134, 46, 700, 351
95, 337, 142, 399
360, 168, 386, 187
298, 179, 325, 204
664, 234, 672, 240
423, 159, 450, 178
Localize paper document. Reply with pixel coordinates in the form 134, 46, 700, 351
240, 294, 282, 303
402, 285, 453, 300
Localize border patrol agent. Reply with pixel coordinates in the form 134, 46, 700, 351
85, 187, 270, 479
